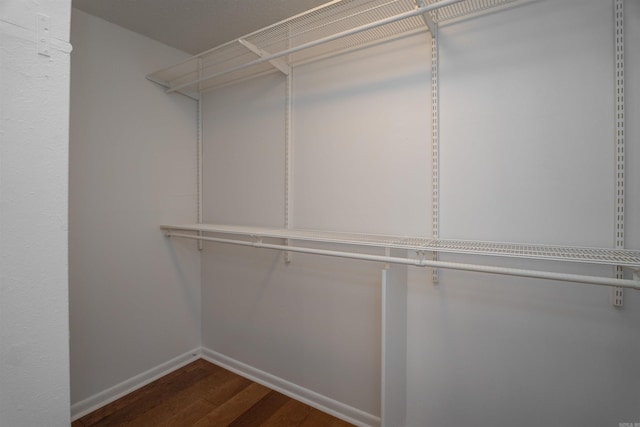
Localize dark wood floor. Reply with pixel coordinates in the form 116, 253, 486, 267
72, 359, 355, 427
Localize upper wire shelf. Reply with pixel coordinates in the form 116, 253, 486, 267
147, 0, 517, 97
161, 224, 640, 268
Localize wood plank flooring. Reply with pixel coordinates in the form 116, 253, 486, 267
72, 359, 355, 427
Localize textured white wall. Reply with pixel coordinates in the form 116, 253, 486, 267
0, 1, 72, 426
201, 0, 639, 425
69, 9, 200, 407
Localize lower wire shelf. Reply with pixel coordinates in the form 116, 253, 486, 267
161, 223, 640, 289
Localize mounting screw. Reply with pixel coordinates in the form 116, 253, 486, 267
37, 14, 51, 57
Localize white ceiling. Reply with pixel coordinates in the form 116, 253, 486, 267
72, 0, 329, 54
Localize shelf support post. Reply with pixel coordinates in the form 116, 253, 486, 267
430, 11, 440, 284
197, 58, 204, 250
284, 21, 295, 264
284, 68, 294, 263
612, 0, 625, 307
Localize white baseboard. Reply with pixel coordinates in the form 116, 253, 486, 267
201, 347, 380, 427
71, 347, 379, 427
70, 348, 202, 421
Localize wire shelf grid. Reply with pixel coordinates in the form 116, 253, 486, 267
161, 224, 640, 268
428, 0, 518, 22
148, 0, 517, 95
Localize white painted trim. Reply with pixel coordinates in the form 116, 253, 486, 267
70, 348, 202, 421
201, 347, 380, 427
71, 347, 379, 426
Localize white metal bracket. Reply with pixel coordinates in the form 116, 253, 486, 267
37, 14, 51, 57
384, 247, 392, 270
617, 269, 640, 307
238, 39, 290, 75
414, 0, 437, 36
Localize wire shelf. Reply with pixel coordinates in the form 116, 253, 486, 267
429, 0, 518, 22
147, 0, 517, 95
161, 224, 640, 268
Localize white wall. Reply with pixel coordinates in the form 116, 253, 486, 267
201, 0, 640, 425
69, 9, 200, 410
410, 0, 640, 426
0, 1, 72, 425
200, 34, 431, 423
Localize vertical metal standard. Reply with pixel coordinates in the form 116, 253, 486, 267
197, 59, 204, 251
431, 17, 440, 284
612, 0, 625, 306
284, 29, 294, 263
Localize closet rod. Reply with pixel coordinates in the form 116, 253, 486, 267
165, 0, 465, 94
166, 232, 640, 290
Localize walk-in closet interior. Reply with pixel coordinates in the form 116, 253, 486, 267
5, 0, 637, 425
70, 0, 640, 425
